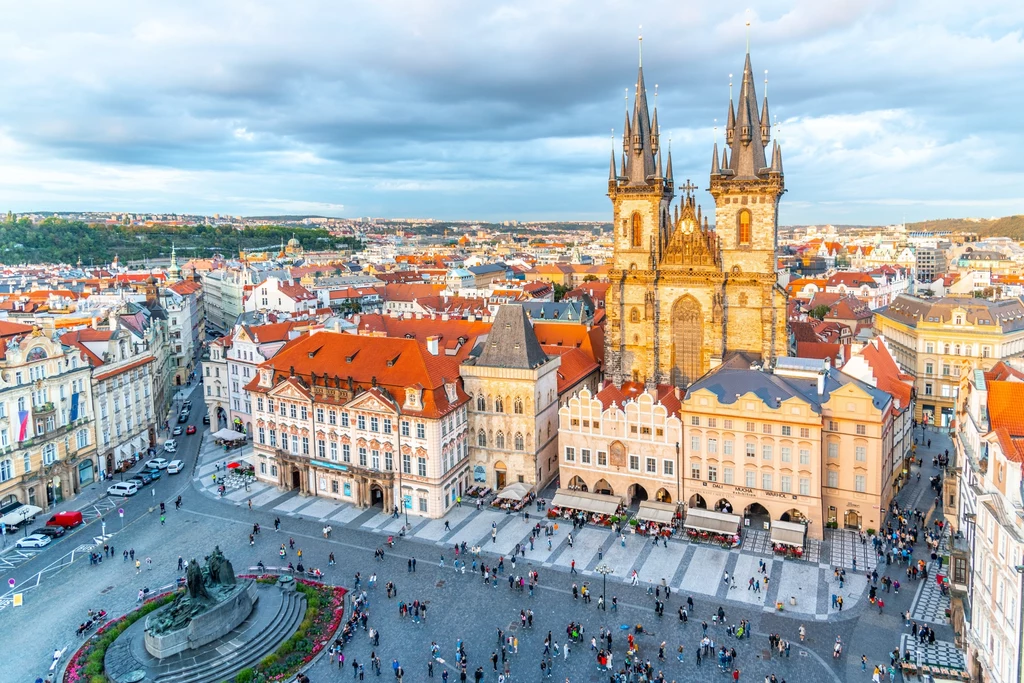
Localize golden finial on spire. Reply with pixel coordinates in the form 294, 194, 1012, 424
745, 9, 751, 53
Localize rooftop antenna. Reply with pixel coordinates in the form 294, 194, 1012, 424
638, 25, 643, 66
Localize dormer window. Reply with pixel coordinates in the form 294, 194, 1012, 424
404, 387, 421, 410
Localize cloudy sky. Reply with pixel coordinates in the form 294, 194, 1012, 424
0, 1, 1022, 225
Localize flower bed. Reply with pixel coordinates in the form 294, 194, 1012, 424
64, 591, 177, 683
233, 575, 346, 683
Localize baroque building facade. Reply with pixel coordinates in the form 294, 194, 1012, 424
605, 50, 786, 387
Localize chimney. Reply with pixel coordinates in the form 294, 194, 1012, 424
817, 371, 826, 396
426, 335, 440, 356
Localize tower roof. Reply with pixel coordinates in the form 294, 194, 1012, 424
474, 304, 549, 370
625, 65, 657, 186
724, 52, 769, 179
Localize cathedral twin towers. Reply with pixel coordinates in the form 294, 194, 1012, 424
605, 48, 788, 388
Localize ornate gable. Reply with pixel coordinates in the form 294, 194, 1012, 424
661, 190, 720, 269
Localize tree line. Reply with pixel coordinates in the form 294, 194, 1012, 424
0, 218, 362, 265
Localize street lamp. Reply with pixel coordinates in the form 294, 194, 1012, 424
595, 563, 613, 610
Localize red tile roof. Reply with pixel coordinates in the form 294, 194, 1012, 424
594, 380, 681, 416
249, 330, 469, 419
541, 346, 599, 394
987, 381, 1024, 462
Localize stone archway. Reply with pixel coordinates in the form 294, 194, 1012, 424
655, 488, 672, 503
688, 493, 707, 509
494, 461, 507, 490
370, 484, 384, 507
714, 498, 734, 514
594, 479, 614, 496
780, 508, 806, 523
671, 296, 703, 386
744, 502, 770, 529
844, 509, 862, 530
628, 483, 649, 504
567, 475, 588, 492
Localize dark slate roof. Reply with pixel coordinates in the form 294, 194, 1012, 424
686, 356, 891, 413
879, 294, 1024, 333
474, 304, 549, 369
521, 301, 589, 323
467, 263, 507, 276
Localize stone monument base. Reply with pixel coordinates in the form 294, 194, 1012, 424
144, 580, 257, 658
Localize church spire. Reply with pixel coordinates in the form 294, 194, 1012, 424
711, 142, 720, 175
666, 147, 674, 183
725, 52, 769, 178
625, 55, 657, 185
609, 149, 617, 181
760, 70, 771, 144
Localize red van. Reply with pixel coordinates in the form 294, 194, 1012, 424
46, 510, 84, 529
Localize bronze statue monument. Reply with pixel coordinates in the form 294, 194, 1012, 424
148, 546, 247, 638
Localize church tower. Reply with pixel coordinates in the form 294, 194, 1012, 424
605, 50, 674, 385
709, 50, 787, 362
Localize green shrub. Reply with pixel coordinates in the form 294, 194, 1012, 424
235, 667, 256, 683
629, 519, 638, 527
866, 528, 876, 536
260, 655, 279, 669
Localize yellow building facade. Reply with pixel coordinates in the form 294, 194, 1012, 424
875, 295, 1024, 427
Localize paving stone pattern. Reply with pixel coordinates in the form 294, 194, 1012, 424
910, 544, 951, 625
826, 528, 878, 572
901, 633, 966, 671
742, 528, 823, 564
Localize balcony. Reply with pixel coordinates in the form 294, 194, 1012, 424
34, 402, 55, 415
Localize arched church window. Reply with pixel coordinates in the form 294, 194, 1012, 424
496, 431, 505, 449
476, 395, 486, 411
494, 397, 504, 413
514, 397, 524, 414
631, 213, 642, 247
514, 433, 524, 450
477, 430, 486, 447
738, 209, 752, 245
630, 308, 640, 323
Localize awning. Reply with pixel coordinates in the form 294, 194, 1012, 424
637, 500, 677, 524
683, 507, 741, 535
770, 520, 807, 547
211, 428, 248, 441
550, 488, 620, 516
495, 482, 531, 501
0, 504, 43, 528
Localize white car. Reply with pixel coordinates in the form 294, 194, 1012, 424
108, 482, 139, 497
164, 439, 178, 454
166, 460, 184, 475
16, 534, 52, 549
144, 458, 170, 470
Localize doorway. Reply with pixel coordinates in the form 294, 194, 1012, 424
494, 461, 507, 490
291, 468, 301, 490
370, 485, 384, 507
844, 509, 862, 530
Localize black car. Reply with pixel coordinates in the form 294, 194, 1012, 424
177, 413, 188, 424
32, 526, 65, 539
131, 473, 154, 486
202, 415, 210, 425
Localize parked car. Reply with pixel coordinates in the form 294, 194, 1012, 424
172, 426, 183, 436
166, 460, 184, 474
107, 482, 139, 497
164, 439, 177, 453
16, 534, 52, 549
183, 400, 192, 411
144, 458, 169, 470
186, 425, 197, 435
141, 468, 162, 481
177, 413, 188, 424
32, 526, 65, 538
46, 510, 84, 528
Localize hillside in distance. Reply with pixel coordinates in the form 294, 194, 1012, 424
906, 215, 1024, 239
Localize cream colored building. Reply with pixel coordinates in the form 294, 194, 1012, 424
462, 305, 561, 492
875, 295, 1024, 427
558, 356, 896, 539
953, 373, 1024, 683
0, 329, 97, 513
248, 329, 471, 518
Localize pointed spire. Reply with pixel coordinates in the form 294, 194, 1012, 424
721, 146, 729, 171
655, 148, 663, 178
760, 70, 771, 143
651, 106, 659, 154
726, 74, 735, 145
609, 149, 617, 181
623, 111, 631, 152
620, 151, 628, 177
771, 140, 784, 175
726, 52, 769, 177
711, 142, 720, 175
666, 148, 674, 182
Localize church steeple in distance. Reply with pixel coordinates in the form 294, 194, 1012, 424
625, 31, 657, 186
719, 49, 775, 179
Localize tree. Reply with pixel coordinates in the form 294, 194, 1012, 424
553, 283, 570, 301
582, 274, 599, 282
809, 304, 831, 320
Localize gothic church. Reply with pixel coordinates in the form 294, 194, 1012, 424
605, 48, 787, 387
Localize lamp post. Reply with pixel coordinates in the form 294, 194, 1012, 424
595, 563, 613, 610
